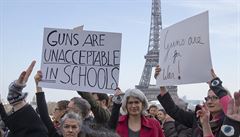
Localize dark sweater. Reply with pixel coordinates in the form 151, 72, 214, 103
0, 103, 48, 137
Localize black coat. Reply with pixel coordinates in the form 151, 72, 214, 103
0, 103, 48, 137
157, 92, 224, 137
36, 92, 61, 137
162, 120, 178, 137
219, 116, 240, 137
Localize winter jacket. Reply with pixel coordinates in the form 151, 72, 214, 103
157, 92, 230, 137
175, 121, 192, 137
0, 103, 48, 137
116, 115, 165, 137
162, 120, 178, 137
218, 116, 240, 137
36, 92, 63, 137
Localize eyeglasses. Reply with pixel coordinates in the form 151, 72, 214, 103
204, 96, 219, 101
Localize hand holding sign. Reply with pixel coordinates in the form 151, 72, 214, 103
154, 65, 161, 79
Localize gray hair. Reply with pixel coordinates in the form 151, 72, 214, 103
60, 111, 82, 129
70, 97, 91, 118
121, 88, 149, 115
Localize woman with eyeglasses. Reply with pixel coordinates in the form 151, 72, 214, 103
197, 90, 240, 137
52, 100, 69, 133
155, 65, 231, 137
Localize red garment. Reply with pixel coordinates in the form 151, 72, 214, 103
116, 115, 165, 137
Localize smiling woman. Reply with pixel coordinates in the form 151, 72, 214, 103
116, 89, 165, 137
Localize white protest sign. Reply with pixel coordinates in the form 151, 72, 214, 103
39, 28, 122, 94
157, 11, 212, 86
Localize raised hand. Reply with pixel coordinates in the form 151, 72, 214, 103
154, 65, 161, 79
226, 90, 240, 122
34, 70, 43, 86
196, 103, 214, 136
114, 87, 123, 96
34, 70, 43, 93
196, 103, 210, 125
112, 87, 124, 104
16, 60, 36, 85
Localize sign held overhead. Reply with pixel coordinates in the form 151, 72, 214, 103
40, 28, 122, 94
157, 11, 212, 86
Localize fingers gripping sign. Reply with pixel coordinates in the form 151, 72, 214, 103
154, 65, 161, 79
34, 70, 43, 86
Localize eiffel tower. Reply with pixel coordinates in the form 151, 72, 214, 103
135, 0, 186, 107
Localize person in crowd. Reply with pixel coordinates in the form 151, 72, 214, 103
155, 65, 231, 137
34, 70, 91, 137
36, 95, 83, 137
156, 109, 178, 137
67, 97, 93, 124
59, 112, 82, 137
0, 61, 48, 137
52, 100, 69, 133
108, 87, 124, 131
108, 94, 114, 111
35, 70, 120, 137
148, 104, 159, 118
157, 109, 192, 137
197, 90, 240, 137
157, 109, 171, 124
116, 88, 165, 137
77, 91, 111, 128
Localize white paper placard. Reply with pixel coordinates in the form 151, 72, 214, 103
157, 11, 212, 86
39, 28, 122, 94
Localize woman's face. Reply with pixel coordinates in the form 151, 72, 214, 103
157, 110, 166, 122
206, 90, 222, 114
126, 96, 143, 116
149, 107, 158, 116
62, 118, 80, 137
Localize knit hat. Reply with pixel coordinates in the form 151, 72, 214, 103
7, 80, 28, 105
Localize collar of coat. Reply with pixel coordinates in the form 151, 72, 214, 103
118, 115, 155, 129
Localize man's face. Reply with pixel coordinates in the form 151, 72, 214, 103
206, 90, 222, 114
126, 96, 143, 116
67, 101, 80, 114
92, 93, 106, 108
53, 105, 66, 121
62, 118, 80, 137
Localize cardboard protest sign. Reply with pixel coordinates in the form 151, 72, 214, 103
39, 28, 122, 94
157, 11, 212, 86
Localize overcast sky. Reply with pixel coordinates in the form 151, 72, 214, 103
0, 0, 239, 103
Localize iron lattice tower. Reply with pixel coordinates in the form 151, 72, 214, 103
136, 0, 180, 103
139, 0, 161, 87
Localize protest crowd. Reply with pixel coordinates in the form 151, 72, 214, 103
0, 60, 239, 137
